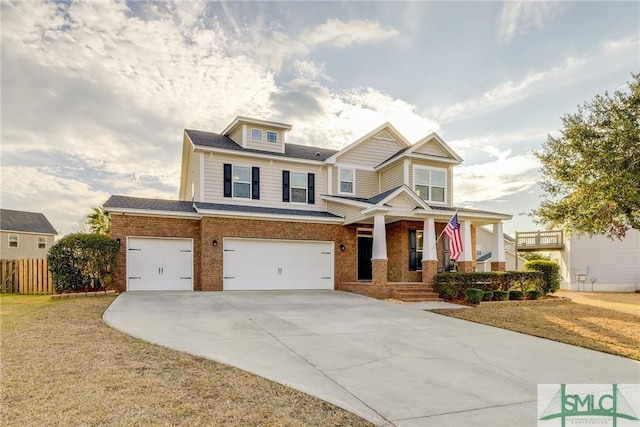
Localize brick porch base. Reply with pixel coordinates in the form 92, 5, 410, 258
337, 282, 441, 302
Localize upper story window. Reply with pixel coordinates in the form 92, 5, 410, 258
339, 168, 355, 194
37, 236, 47, 249
290, 172, 307, 203
266, 131, 277, 143
251, 129, 263, 141
224, 163, 260, 200
8, 234, 18, 248
414, 167, 446, 203
233, 166, 251, 198
282, 171, 315, 205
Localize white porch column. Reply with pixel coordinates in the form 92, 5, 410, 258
372, 213, 387, 259
423, 217, 437, 261
458, 219, 473, 262
492, 222, 506, 263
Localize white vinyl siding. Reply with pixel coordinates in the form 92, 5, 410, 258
244, 127, 284, 153
203, 154, 326, 211
355, 170, 378, 198
413, 140, 448, 157
337, 135, 405, 167
326, 202, 363, 224
379, 161, 404, 193
229, 126, 244, 145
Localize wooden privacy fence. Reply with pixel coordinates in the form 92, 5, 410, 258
1, 259, 54, 294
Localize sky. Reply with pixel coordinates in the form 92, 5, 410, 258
1, 0, 639, 236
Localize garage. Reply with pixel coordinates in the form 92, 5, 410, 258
127, 237, 193, 291
223, 238, 333, 290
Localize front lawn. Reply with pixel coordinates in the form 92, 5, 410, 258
0, 295, 371, 426
430, 291, 640, 361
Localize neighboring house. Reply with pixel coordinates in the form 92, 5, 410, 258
0, 209, 58, 259
104, 117, 512, 298
475, 226, 527, 272
549, 229, 640, 292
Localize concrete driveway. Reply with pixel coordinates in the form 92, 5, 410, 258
103, 291, 639, 427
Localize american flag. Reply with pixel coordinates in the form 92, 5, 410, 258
444, 213, 463, 260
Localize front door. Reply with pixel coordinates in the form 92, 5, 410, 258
357, 236, 373, 281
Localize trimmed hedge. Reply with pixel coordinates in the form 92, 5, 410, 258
433, 271, 543, 300
48, 233, 120, 293
508, 290, 524, 300
464, 288, 484, 304
523, 260, 561, 294
482, 291, 494, 301
493, 290, 509, 301
527, 290, 544, 300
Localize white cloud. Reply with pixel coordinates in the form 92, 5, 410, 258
448, 130, 548, 157
453, 149, 540, 204
303, 19, 398, 48
499, 1, 560, 41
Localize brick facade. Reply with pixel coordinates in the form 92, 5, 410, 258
110, 214, 481, 294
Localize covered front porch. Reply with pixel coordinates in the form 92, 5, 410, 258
324, 186, 512, 300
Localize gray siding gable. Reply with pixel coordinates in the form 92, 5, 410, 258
0, 209, 58, 235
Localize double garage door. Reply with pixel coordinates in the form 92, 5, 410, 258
126, 237, 334, 291
224, 238, 334, 290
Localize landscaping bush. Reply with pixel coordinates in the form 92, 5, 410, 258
482, 291, 494, 301
509, 290, 524, 300
526, 290, 544, 300
433, 271, 543, 299
524, 260, 561, 294
464, 288, 485, 304
48, 233, 120, 293
493, 290, 509, 301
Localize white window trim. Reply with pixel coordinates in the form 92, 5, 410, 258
250, 128, 263, 142
416, 230, 424, 271
412, 165, 447, 204
290, 171, 308, 204
8, 234, 18, 248
338, 167, 356, 195
232, 165, 252, 200
37, 236, 47, 249
266, 130, 277, 143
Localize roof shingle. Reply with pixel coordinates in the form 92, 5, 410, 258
0, 209, 58, 235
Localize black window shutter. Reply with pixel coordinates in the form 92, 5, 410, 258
282, 171, 290, 202
223, 163, 232, 197
409, 230, 417, 271
252, 167, 260, 200
307, 173, 315, 204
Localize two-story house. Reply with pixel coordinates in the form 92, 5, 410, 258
0, 209, 58, 259
104, 117, 512, 299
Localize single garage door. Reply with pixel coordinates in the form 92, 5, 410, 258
223, 238, 333, 290
127, 237, 193, 291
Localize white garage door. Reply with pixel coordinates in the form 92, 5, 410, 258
127, 237, 193, 291
223, 238, 333, 290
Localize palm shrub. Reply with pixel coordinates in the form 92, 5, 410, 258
48, 233, 120, 293
523, 260, 561, 294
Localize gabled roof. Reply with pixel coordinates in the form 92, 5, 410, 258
0, 209, 57, 235
376, 132, 463, 169
185, 129, 338, 161
325, 122, 412, 164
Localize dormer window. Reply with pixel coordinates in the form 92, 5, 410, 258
414, 166, 446, 203
266, 131, 277, 143
251, 129, 263, 141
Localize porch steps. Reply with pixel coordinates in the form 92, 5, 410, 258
390, 283, 442, 302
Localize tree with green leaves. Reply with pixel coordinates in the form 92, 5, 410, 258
86, 206, 111, 235
534, 73, 640, 239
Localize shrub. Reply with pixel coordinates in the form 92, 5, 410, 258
464, 288, 484, 304
526, 290, 544, 300
493, 290, 509, 301
524, 260, 561, 294
433, 271, 543, 299
482, 291, 494, 301
48, 233, 120, 293
509, 290, 524, 300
